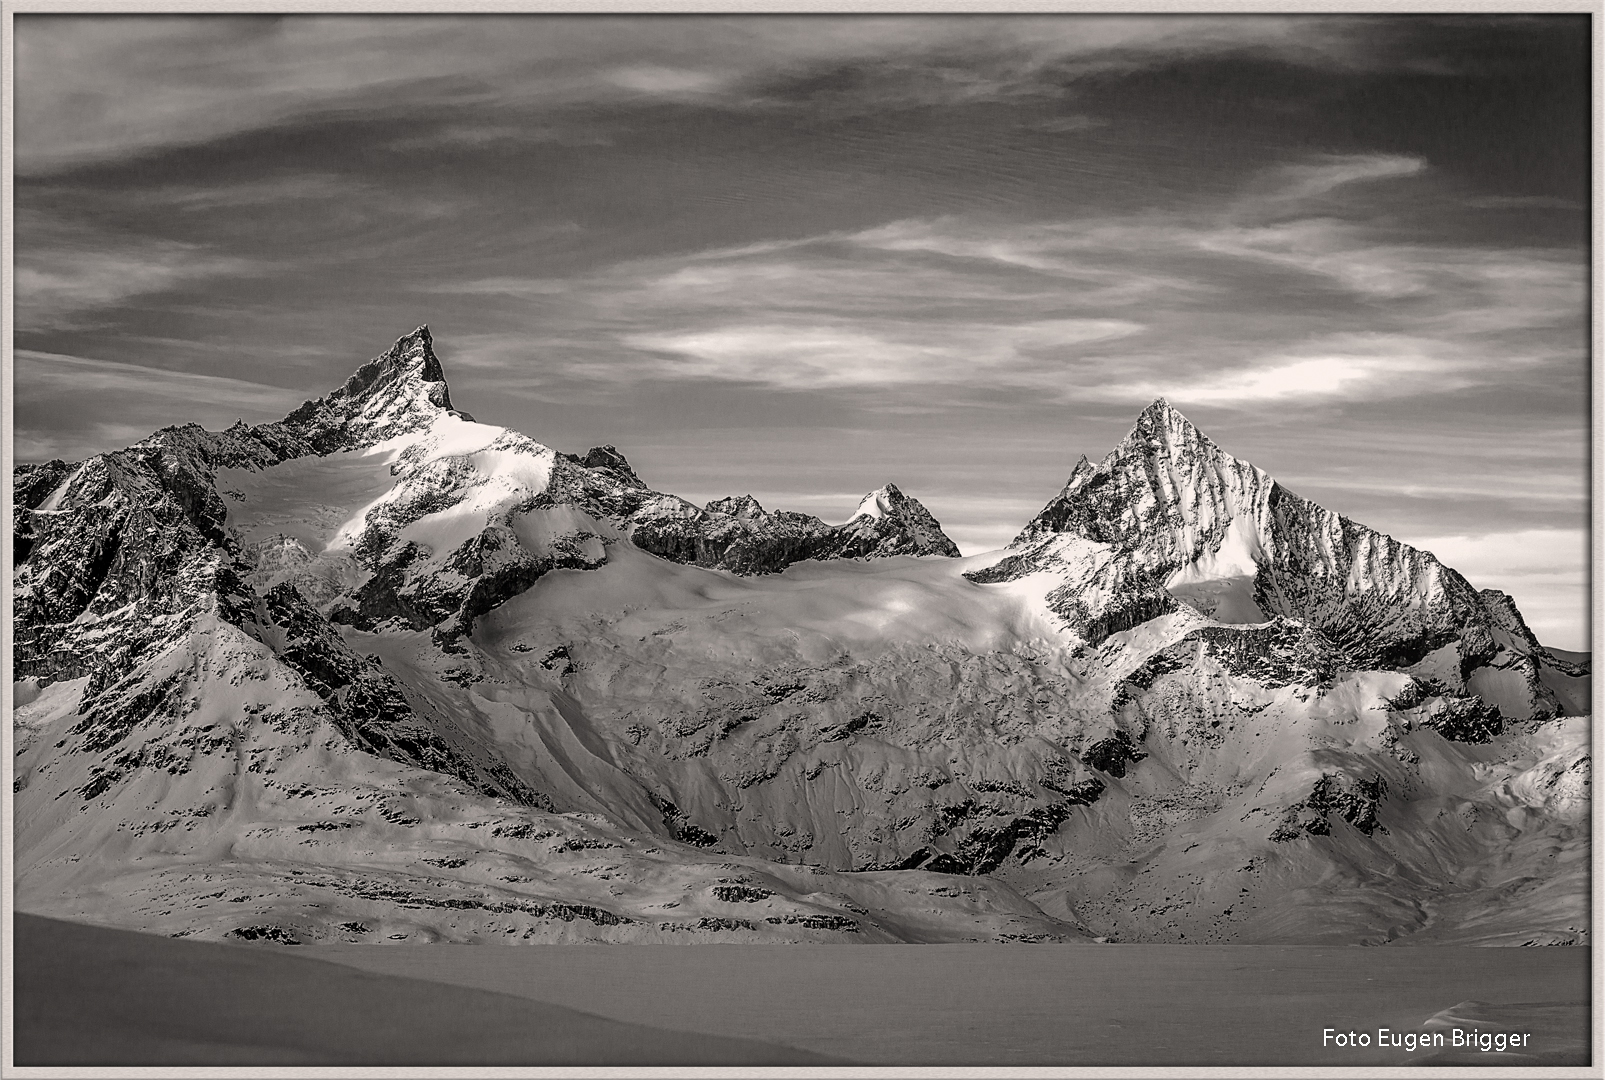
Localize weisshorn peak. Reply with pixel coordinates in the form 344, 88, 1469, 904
11, 330, 1588, 948
972, 398, 1560, 717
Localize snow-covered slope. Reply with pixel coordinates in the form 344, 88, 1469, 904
10, 329, 1589, 946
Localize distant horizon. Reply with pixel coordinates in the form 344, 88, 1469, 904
11, 14, 1590, 648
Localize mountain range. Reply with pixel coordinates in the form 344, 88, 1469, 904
11, 327, 1589, 945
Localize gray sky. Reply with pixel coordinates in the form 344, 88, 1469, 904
11, 14, 1591, 648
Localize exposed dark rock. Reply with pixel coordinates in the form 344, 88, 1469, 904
228, 925, 302, 945
246, 582, 555, 810
862, 781, 1104, 876
648, 792, 720, 847
1422, 695, 1505, 743
539, 645, 576, 675
578, 445, 647, 489
298, 820, 359, 833
823, 712, 879, 741
765, 913, 859, 932
1080, 731, 1146, 778
275, 325, 453, 453
1307, 772, 1388, 835
1272, 772, 1388, 840
705, 494, 765, 518
660, 917, 757, 932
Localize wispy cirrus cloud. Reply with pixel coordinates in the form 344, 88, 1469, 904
1105, 339, 1466, 406
133, 172, 355, 210
14, 220, 259, 332
15, 15, 1380, 173
622, 319, 1144, 390
1265, 152, 1427, 204
429, 150, 1582, 414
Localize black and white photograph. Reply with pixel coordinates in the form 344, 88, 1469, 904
4, 8, 1595, 1071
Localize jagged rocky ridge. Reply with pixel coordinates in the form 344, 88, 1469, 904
11, 329, 1590, 946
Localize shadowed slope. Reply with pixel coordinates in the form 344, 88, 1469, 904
12, 914, 843, 1066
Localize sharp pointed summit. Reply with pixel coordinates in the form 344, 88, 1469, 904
1123, 396, 1218, 456
276, 325, 465, 452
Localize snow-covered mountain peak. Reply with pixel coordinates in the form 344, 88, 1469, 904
972, 399, 1525, 680
276, 325, 464, 452
1139, 394, 1176, 420
1009, 402, 1263, 556
839, 484, 961, 558
335, 324, 451, 410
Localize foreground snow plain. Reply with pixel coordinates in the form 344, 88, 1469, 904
12, 913, 1589, 1066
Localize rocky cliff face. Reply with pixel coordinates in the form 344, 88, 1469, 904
11, 329, 1589, 947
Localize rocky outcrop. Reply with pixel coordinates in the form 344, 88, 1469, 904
242, 582, 552, 807
1125, 621, 1344, 692
1270, 772, 1389, 841
558, 444, 646, 489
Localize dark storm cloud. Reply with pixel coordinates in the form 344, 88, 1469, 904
9, 14, 1589, 645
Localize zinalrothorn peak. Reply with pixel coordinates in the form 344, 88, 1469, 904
11, 327, 1589, 948
272, 325, 471, 453
332, 324, 451, 410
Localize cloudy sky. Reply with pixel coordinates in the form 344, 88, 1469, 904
11, 14, 1591, 648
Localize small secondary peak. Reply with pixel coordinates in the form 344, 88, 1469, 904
706, 494, 766, 518
577, 445, 646, 489
852, 483, 905, 522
